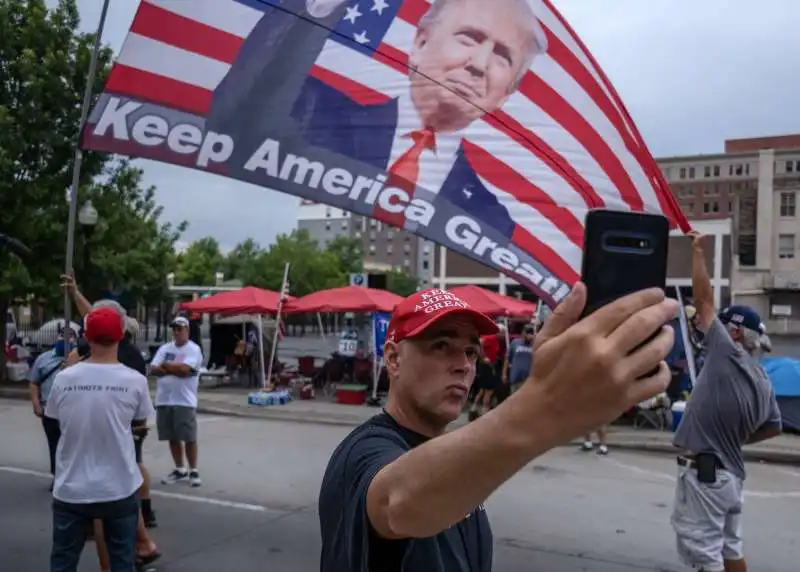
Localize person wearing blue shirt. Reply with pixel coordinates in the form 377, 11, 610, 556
28, 327, 76, 490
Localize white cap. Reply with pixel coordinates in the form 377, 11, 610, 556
171, 316, 190, 328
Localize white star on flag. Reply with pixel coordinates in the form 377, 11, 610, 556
353, 30, 370, 44
343, 4, 361, 24
371, 0, 389, 16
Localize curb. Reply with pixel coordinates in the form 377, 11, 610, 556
4, 388, 799, 465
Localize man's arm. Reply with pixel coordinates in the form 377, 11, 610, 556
689, 232, 715, 332
748, 387, 782, 444
149, 346, 168, 376
61, 274, 93, 317
27, 357, 44, 416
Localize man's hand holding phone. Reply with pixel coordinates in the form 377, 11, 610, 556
520, 283, 678, 445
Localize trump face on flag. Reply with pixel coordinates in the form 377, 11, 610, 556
291, 0, 548, 236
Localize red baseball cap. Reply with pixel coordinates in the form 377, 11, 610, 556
85, 307, 124, 343
387, 288, 498, 343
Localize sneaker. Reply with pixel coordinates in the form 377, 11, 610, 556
161, 468, 189, 484
189, 470, 202, 487
143, 511, 157, 528
580, 441, 594, 452
597, 445, 609, 456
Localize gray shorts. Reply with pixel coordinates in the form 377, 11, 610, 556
671, 464, 744, 571
156, 406, 197, 443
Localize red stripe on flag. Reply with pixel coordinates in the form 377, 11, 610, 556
518, 74, 643, 211
396, 0, 430, 25
105, 64, 212, 116
374, 43, 408, 74
131, 1, 244, 64
309, 65, 390, 105
511, 226, 580, 285
461, 141, 584, 248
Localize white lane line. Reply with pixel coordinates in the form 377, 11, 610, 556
0, 466, 268, 512
600, 459, 800, 500
774, 467, 800, 479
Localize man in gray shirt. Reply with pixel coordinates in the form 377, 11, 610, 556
671, 231, 782, 572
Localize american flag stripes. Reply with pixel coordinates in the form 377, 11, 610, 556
83, 0, 689, 302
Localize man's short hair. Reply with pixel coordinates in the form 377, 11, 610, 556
418, 0, 548, 90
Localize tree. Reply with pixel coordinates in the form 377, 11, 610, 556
224, 238, 264, 284
175, 237, 225, 286
255, 230, 345, 295
386, 269, 419, 297
0, 0, 115, 365
74, 160, 186, 306
325, 236, 363, 275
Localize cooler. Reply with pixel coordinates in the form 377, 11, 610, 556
671, 401, 686, 432
336, 384, 368, 406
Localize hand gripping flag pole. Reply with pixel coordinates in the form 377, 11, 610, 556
63, 0, 111, 338
674, 286, 698, 388
265, 263, 290, 390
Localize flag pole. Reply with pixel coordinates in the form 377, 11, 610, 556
63, 0, 111, 333
265, 263, 290, 390
674, 287, 697, 389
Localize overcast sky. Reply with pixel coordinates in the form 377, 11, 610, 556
66, 0, 800, 250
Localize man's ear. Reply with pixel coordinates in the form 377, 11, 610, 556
384, 341, 400, 372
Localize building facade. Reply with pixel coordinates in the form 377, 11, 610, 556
297, 200, 435, 283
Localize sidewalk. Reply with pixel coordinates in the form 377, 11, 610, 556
3, 383, 799, 464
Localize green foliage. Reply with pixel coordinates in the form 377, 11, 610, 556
325, 236, 364, 274
76, 160, 186, 305
386, 268, 419, 297
223, 238, 264, 283
254, 230, 345, 296
0, 0, 115, 308
175, 236, 225, 286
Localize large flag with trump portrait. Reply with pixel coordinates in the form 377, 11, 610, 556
82, 0, 689, 307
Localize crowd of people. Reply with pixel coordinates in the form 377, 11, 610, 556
27, 230, 783, 572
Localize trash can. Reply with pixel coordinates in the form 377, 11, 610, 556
671, 401, 686, 432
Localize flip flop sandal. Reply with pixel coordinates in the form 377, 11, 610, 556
136, 551, 162, 567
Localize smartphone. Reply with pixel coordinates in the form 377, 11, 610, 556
580, 209, 669, 318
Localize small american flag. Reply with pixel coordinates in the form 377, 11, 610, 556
90, 0, 688, 290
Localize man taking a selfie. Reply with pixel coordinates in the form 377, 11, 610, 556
319, 285, 678, 572
671, 232, 782, 572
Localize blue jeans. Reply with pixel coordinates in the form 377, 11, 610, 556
51, 494, 139, 572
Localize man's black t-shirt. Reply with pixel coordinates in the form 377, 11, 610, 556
77, 336, 147, 375
319, 412, 493, 572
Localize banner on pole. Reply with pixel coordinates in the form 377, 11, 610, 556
372, 312, 391, 358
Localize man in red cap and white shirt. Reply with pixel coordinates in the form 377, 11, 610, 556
46, 307, 154, 572
319, 285, 679, 572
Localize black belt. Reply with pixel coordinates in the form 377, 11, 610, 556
676, 455, 724, 470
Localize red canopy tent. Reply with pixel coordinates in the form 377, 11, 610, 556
283, 285, 402, 314
448, 285, 537, 319
178, 286, 290, 315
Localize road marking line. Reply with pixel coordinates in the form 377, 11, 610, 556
774, 467, 800, 479
600, 459, 800, 499
0, 466, 268, 512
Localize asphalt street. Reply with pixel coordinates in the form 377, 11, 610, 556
1, 398, 798, 571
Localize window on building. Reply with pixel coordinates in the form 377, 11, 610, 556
387, 231, 393, 240
703, 202, 720, 214
369, 244, 376, 254
780, 192, 796, 217
679, 167, 686, 179
713, 165, 720, 177
422, 260, 429, 270
686, 202, 694, 213
369, 231, 376, 240
325, 222, 331, 231
787, 161, 794, 173
341, 221, 348, 230
370, 219, 377, 228
688, 166, 695, 178
403, 259, 410, 267
778, 234, 796, 259
404, 244, 411, 253
745, 163, 750, 175
387, 245, 393, 254
423, 245, 430, 255
704, 166, 711, 178
734, 164, 743, 176
796, 160, 800, 172
728, 201, 732, 213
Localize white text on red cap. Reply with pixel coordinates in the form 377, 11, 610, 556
414, 290, 470, 314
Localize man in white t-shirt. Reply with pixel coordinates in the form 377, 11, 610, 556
46, 307, 154, 571
151, 316, 204, 487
